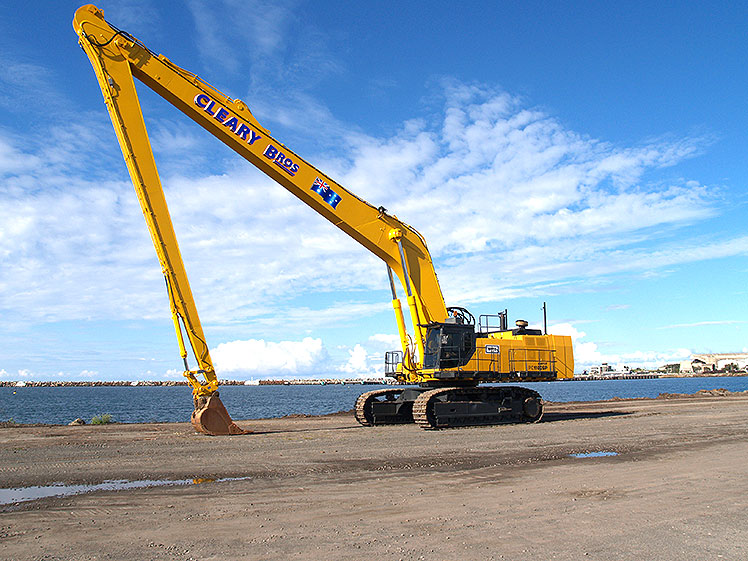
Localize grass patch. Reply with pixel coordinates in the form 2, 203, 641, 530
91, 413, 114, 425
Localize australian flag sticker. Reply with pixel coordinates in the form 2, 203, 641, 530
310, 177, 342, 209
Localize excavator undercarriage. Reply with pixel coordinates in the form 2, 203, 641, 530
355, 385, 543, 429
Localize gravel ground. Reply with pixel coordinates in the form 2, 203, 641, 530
1, 395, 747, 560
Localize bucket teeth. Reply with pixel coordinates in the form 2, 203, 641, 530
191, 394, 251, 435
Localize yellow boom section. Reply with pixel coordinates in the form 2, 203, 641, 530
73, 3, 448, 379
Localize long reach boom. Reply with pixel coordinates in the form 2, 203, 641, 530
74, 5, 573, 433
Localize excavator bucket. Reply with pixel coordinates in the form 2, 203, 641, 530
191, 393, 251, 435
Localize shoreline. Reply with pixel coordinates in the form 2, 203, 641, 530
3, 372, 748, 388
2, 389, 746, 429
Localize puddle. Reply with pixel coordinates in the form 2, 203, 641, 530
0, 476, 251, 506
569, 451, 619, 458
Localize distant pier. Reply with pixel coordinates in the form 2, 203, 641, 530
567, 373, 660, 381
4, 372, 747, 388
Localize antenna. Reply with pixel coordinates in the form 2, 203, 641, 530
542, 301, 548, 335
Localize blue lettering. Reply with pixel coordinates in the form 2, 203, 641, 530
263, 144, 298, 176
223, 116, 238, 133
195, 94, 263, 146
214, 107, 229, 123
194, 94, 210, 109
236, 123, 250, 141
247, 130, 262, 145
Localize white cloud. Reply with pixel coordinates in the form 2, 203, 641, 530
0, 76, 740, 380
339, 85, 714, 259
187, 0, 291, 72
102, 2, 163, 36
0, 58, 73, 118
549, 322, 691, 371
368, 333, 400, 348
337, 344, 369, 375
209, 333, 399, 379
186, 0, 341, 100
0, 136, 41, 176
211, 337, 329, 376
3, 369, 33, 379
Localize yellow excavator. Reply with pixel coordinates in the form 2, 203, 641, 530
73, 5, 573, 434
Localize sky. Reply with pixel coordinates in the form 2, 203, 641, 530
1, 1, 747, 381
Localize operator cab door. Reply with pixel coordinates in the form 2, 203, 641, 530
423, 324, 475, 370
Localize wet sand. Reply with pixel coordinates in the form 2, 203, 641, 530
2, 395, 748, 560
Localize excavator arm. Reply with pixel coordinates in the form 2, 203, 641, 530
73, 4, 448, 431
73, 6, 252, 435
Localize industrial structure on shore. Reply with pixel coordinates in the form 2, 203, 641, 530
679, 353, 748, 374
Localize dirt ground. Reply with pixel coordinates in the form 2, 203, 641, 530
1, 395, 748, 561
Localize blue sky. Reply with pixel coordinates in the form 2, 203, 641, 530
1, 1, 747, 381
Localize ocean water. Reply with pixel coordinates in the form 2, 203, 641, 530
2, 376, 747, 425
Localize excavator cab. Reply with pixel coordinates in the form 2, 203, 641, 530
423, 323, 476, 370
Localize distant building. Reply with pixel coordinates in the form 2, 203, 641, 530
588, 363, 629, 376
680, 353, 748, 373
678, 358, 711, 374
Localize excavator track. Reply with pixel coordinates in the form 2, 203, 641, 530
412, 386, 543, 429
355, 388, 414, 426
